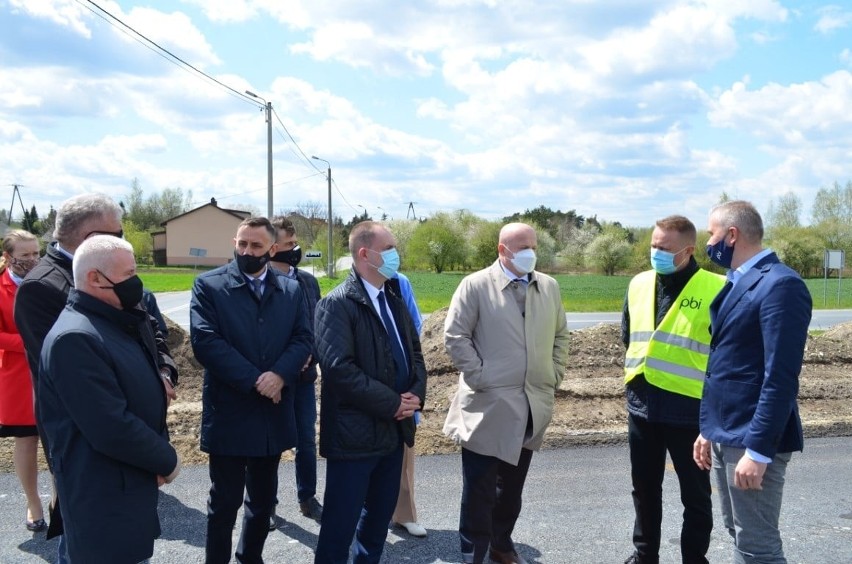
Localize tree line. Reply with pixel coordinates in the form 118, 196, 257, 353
7, 179, 850, 278
284, 182, 852, 279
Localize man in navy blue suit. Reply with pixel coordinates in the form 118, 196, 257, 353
191, 217, 312, 564
693, 200, 811, 564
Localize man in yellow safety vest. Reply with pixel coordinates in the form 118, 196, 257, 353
622, 215, 725, 564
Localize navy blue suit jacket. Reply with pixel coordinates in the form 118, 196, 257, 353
39, 290, 177, 563
190, 261, 312, 457
700, 252, 812, 457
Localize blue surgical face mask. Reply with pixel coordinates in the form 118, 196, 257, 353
706, 235, 734, 269
651, 248, 677, 274
650, 247, 685, 275
368, 248, 400, 279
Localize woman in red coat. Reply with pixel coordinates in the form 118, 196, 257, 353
0, 229, 45, 531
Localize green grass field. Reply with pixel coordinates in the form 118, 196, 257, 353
138, 267, 208, 292
140, 267, 852, 312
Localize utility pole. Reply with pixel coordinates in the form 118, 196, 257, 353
312, 156, 334, 278
7, 184, 26, 227
264, 100, 273, 218
406, 201, 417, 220
244, 90, 274, 217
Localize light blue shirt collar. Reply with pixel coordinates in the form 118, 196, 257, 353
499, 261, 528, 284
728, 248, 773, 287
244, 268, 268, 283
55, 243, 74, 260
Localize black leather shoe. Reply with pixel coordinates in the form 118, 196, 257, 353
489, 548, 527, 564
299, 497, 323, 520
268, 515, 277, 531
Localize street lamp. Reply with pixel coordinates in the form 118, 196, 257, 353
245, 90, 273, 217
377, 206, 391, 220
312, 155, 334, 278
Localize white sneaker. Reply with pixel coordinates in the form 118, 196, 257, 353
396, 521, 427, 537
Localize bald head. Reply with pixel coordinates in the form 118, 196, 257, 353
498, 222, 537, 276
499, 223, 536, 246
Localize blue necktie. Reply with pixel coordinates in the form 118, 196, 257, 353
377, 290, 409, 393
250, 278, 263, 300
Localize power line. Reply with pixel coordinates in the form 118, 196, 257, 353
271, 108, 319, 171
78, 0, 259, 108
75, 0, 346, 218
268, 109, 358, 215
332, 178, 359, 215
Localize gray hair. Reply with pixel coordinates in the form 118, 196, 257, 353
72, 235, 134, 288
711, 200, 764, 244
54, 193, 123, 247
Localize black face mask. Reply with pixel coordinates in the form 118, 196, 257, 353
271, 245, 302, 267
234, 249, 271, 275
98, 271, 144, 310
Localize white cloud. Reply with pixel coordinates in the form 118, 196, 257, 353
121, 7, 221, 68
8, 0, 92, 37
708, 71, 852, 147
181, 0, 257, 23
815, 5, 852, 34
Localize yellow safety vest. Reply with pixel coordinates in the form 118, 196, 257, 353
624, 269, 725, 399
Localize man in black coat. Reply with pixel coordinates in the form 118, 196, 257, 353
269, 216, 323, 525
191, 216, 312, 564
313, 221, 427, 564
39, 235, 180, 564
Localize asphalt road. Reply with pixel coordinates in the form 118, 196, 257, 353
156, 291, 852, 332
2, 437, 851, 563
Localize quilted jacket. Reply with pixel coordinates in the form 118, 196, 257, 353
314, 267, 427, 460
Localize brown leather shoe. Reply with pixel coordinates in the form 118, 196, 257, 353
489, 548, 528, 564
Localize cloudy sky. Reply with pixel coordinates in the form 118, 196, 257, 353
2, 0, 852, 229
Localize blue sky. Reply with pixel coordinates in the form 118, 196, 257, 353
2, 0, 852, 229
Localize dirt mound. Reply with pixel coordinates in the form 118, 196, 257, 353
5, 313, 852, 473
804, 324, 852, 364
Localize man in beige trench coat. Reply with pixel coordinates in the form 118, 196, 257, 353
444, 222, 570, 564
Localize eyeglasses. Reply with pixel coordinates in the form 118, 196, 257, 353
84, 229, 124, 240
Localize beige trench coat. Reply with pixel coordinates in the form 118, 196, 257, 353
443, 261, 569, 465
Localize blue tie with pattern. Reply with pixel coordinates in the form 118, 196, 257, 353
377, 290, 409, 393
250, 278, 263, 300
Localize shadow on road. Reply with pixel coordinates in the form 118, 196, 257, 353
157, 491, 207, 547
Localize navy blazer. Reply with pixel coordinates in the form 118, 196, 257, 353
700, 252, 812, 457
191, 260, 312, 457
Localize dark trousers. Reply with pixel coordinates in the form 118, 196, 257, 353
294, 379, 318, 503
628, 413, 712, 564
206, 453, 281, 564
459, 447, 533, 563
314, 442, 404, 564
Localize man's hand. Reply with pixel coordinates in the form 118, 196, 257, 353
693, 434, 712, 470
159, 368, 177, 406
394, 392, 421, 420
159, 454, 182, 487
161, 373, 177, 406
255, 371, 284, 404
734, 455, 767, 490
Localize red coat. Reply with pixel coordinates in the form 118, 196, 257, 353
0, 269, 35, 426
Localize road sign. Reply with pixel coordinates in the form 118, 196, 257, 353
305, 250, 322, 258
